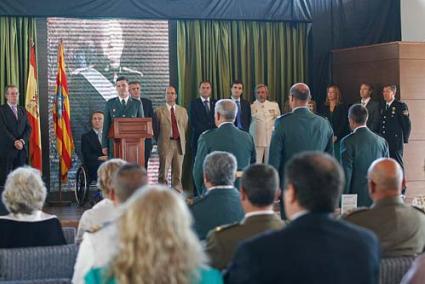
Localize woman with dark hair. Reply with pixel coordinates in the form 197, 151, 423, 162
318, 85, 349, 161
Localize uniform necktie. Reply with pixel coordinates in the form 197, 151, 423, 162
235, 100, 242, 129
121, 99, 126, 107
203, 100, 210, 114
386, 104, 390, 111
170, 106, 180, 140
11, 105, 18, 119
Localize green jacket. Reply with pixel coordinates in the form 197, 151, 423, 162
102, 96, 144, 148
193, 123, 256, 194
340, 127, 389, 207
344, 197, 425, 257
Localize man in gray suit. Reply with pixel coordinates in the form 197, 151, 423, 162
359, 83, 380, 132
340, 104, 389, 207
268, 83, 334, 218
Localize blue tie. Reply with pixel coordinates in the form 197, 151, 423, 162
235, 101, 242, 129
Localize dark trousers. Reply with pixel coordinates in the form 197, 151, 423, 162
389, 146, 406, 193
0, 149, 27, 187
144, 139, 152, 170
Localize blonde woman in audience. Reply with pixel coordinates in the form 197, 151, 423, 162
84, 185, 223, 284
0, 167, 66, 248
76, 158, 126, 244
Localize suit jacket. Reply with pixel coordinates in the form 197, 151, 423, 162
225, 213, 380, 284
269, 107, 334, 189
140, 98, 154, 161
193, 123, 256, 194
362, 99, 380, 132
0, 104, 31, 156
102, 97, 144, 148
154, 104, 188, 155
344, 197, 425, 257
232, 98, 251, 132
190, 187, 244, 240
189, 98, 217, 156
318, 104, 349, 142
81, 129, 103, 180
249, 100, 281, 147
340, 127, 389, 207
206, 213, 283, 270
378, 100, 411, 151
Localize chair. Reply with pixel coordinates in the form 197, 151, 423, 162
62, 227, 76, 244
380, 256, 416, 284
0, 244, 78, 283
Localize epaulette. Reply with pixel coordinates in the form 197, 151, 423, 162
201, 128, 215, 136
277, 112, 293, 120
412, 206, 425, 214
214, 222, 239, 233
342, 207, 370, 218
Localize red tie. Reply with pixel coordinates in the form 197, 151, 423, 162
171, 106, 180, 140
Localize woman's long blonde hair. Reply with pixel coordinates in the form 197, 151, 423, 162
324, 84, 343, 106
110, 185, 207, 284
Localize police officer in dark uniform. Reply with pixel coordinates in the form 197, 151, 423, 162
378, 85, 411, 170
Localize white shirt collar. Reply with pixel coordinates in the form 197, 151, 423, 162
244, 210, 275, 219
361, 97, 371, 105
207, 185, 234, 191
201, 97, 210, 102
93, 128, 102, 135
386, 98, 395, 106
0, 210, 56, 222
289, 210, 309, 221
7, 102, 17, 108
218, 121, 234, 128
353, 125, 367, 133
231, 96, 241, 102
292, 106, 309, 112
166, 103, 176, 111
118, 95, 130, 104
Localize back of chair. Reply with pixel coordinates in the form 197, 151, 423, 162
62, 227, 76, 244
0, 244, 78, 282
380, 256, 416, 284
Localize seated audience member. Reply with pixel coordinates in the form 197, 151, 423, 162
206, 164, 283, 270
81, 111, 108, 181
84, 185, 223, 284
344, 158, 425, 257
73, 163, 148, 284
401, 253, 425, 284
191, 151, 244, 240
0, 167, 66, 248
225, 152, 380, 284
340, 104, 389, 207
75, 159, 127, 244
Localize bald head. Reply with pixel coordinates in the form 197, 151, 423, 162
215, 99, 237, 124
368, 158, 403, 198
290, 83, 311, 101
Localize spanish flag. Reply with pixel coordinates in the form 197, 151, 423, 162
53, 41, 74, 181
25, 41, 42, 171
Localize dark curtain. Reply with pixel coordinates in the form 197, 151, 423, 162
177, 19, 310, 191
308, 0, 401, 105
0, 17, 37, 105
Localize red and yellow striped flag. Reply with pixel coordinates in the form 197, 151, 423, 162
53, 41, 74, 181
25, 42, 42, 171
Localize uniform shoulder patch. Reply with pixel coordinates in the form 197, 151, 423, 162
342, 207, 370, 218
215, 222, 239, 233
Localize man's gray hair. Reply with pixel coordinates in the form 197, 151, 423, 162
215, 99, 237, 121
290, 83, 311, 101
2, 167, 47, 214
203, 151, 237, 186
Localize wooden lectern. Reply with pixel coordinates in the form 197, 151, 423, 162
108, 118, 153, 166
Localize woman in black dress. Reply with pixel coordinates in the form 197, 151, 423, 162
0, 167, 66, 248
318, 85, 349, 161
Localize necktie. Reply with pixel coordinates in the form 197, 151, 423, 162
11, 105, 18, 119
121, 99, 126, 107
386, 104, 390, 111
203, 100, 210, 114
235, 101, 242, 129
97, 131, 102, 144
170, 107, 180, 140
361, 100, 366, 106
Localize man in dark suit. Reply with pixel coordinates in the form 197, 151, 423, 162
0, 85, 31, 187
206, 164, 283, 270
378, 84, 411, 170
359, 83, 380, 132
341, 104, 389, 207
193, 99, 256, 195
188, 80, 216, 161
225, 152, 380, 284
101, 76, 144, 156
268, 83, 334, 218
129, 81, 153, 168
81, 111, 108, 182
190, 151, 244, 240
230, 80, 251, 132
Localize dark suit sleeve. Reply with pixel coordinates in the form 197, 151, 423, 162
399, 103, 412, 143
144, 99, 154, 118
340, 138, 353, 194
369, 102, 380, 133
193, 134, 208, 194
0, 107, 17, 146
206, 231, 226, 270
81, 133, 99, 164
268, 119, 284, 170
102, 102, 111, 148
250, 135, 256, 164
325, 122, 335, 156
224, 243, 261, 284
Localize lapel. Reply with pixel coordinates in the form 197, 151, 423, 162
5, 104, 18, 121
164, 105, 171, 123
198, 97, 210, 117
89, 129, 102, 149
